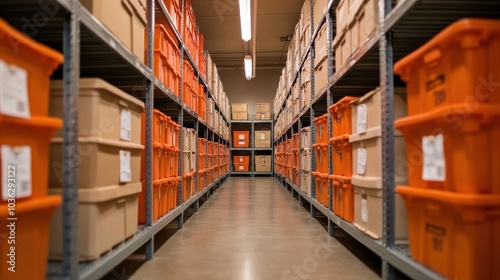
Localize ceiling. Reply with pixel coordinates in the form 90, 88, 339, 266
191, 0, 304, 70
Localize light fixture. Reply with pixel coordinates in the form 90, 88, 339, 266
244, 55, 252, 80
239, 0, 251, 41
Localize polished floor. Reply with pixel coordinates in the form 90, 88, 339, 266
111, 177, 380, 280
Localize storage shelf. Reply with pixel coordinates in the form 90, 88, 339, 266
230, 148, 252, 151
277, 176, 446, 280
47, 173, 228, 280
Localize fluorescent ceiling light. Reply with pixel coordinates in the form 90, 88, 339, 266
244, 55, 252, 80
239, 0, 251, 41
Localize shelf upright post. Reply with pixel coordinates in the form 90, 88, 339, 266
177, 0, 185, 230
309, 26, 317, 218
298, 118, 304, 206
325, 6, 335, 237
380, 0, 396, 278
144, 0, 156, 261
62, 3, 80, 278
290, 124, 295, 198
205, 125, 210, 200
194, 119, 199, 211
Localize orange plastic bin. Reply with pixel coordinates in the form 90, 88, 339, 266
395, 104, 500, 194
313, 114, 328, 144
330, 135, 353, 177
0, 116, 62, 203
0, 195, 61, 280
312, 172, 329, 207
394, 18, 500, 116
329, 96, 358, 137
397, 186, 500, 280
312, 143, 329, 173
332, 175, 354, 222
0, 19, 63, 117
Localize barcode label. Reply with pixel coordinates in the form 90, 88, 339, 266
119, 150, 132, 183
0, 60, 30, 119
120, 109, 131, 141
422, 134, 446, 182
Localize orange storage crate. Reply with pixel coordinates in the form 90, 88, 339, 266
233, 155, 250, 164
395, 104, 500, 194
330, 135, 353, 177
208, 141, 214, 155
166, 176, 179, 211
190, 85, 198, 112
167, 66, 181, 97
0, 116, 61, 203
314, 114, 328, 144
142, 109, 165, 145
198, 153, 206, 169
0, 19, 63, 118
138, 179, 164, 223
165, 119, 180, 149
167, 147, 179, 177
233, 131, 250, 148
207, 167, 214, 183
183, 60, 197, 89
331, 175, 354, 222
0, 195, 61, 280
162, 0, 181, 35
293, 150, 300, 169
198, 169, 207, 189
312, 172, 329, 207
183, 3, 198, 63
396, 187, 500, 280
394, 18, 500, 116
152, 51, 169, 86
198, 86, 206, 120
292, 133, 300, 150
141, 142, 163, 180
234, 163, 249, 172
329, 96, 358, 137
293, 168, 300, 186
159, 180, 168, 217
198, 138, 207, 154
312, 143, 329, 173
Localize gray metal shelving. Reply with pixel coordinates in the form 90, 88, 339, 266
230, 119, 274, 176
0, 0, 230, 279
273, 0, 500, 279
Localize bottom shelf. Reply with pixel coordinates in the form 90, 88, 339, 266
275, 173, 444, 280
47, 173, 230, 280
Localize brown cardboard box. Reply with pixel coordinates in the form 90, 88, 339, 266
314, 23, 327, 67
255, 111, 271, 120
232, 103, 248, 112
255, 140, 271, 148
256, 103, 271, 113
255, 155, 272, 165
232, 112, 248, 120
81, 0, 146, 62
255, 130, 271, 140
313, 0, 328, 29
314, 55, 328, 95
255, 164, 272, 172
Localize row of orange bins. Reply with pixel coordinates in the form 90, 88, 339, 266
141, 110, 181, 180
0, 19, 64, 280
138, 177, 180, 223
151, 24, 181, 97
392, 19, 500, 280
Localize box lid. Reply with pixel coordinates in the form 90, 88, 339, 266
349, 126, 403, 143
51, 78, 145, 110
51, 136, 144, 150
49, 182, 141, 203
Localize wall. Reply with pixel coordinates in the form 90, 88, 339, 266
219, 69, 281, 119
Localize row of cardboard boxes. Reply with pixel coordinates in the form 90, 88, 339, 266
0, 18, 227, 279
97, 0, 231, 121
274, 0, 408, 136
232, 102, 272, 121
274, 17, 500, 280
232, 130, 272, 148
233, 156, 273, 173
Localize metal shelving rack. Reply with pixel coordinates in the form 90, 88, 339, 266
230, 119, 274, 176
0, 0, 230, 279
273, 0, 500, 279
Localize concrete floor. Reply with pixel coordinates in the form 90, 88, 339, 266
113, 177, 381, 280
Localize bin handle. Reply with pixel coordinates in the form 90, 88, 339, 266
424, 48, 441, 66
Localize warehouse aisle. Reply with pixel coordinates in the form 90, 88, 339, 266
128, 177, 379, 280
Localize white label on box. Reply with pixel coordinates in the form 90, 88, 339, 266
0, 60, 30, 119
361, 197, 368, 223
119, 150, 132, 183
120, 109, 131, 141
261, 134, 266, 140
1, 145, 32, 200
240, 157, 243, 162
357, 104, 367, 134
422, 134, 446, 182
357, 148, 367, 175
239, 166, 244, 170
238, 135, 245, 140
238, 141, 245, 145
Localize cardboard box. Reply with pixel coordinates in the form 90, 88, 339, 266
255, 164, 272, 172
232, 103, 248, 112
256, 103, 271, 113
293, 98, 300, 118
314, 55, 328, 95
301, 148, 312, 171
81, 0, 146, 62
314, 23, 327, 67
301, 170, 312, 195
255, 130, 271, 140
300, 126, 312, 149
232, 112, 248, 120
255, 155, 271, 165
313, 0, 328, 29
255, 111, 271, 120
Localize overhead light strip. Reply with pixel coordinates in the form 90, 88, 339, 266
239, 0, 251, 41
244, 55, 252, 80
